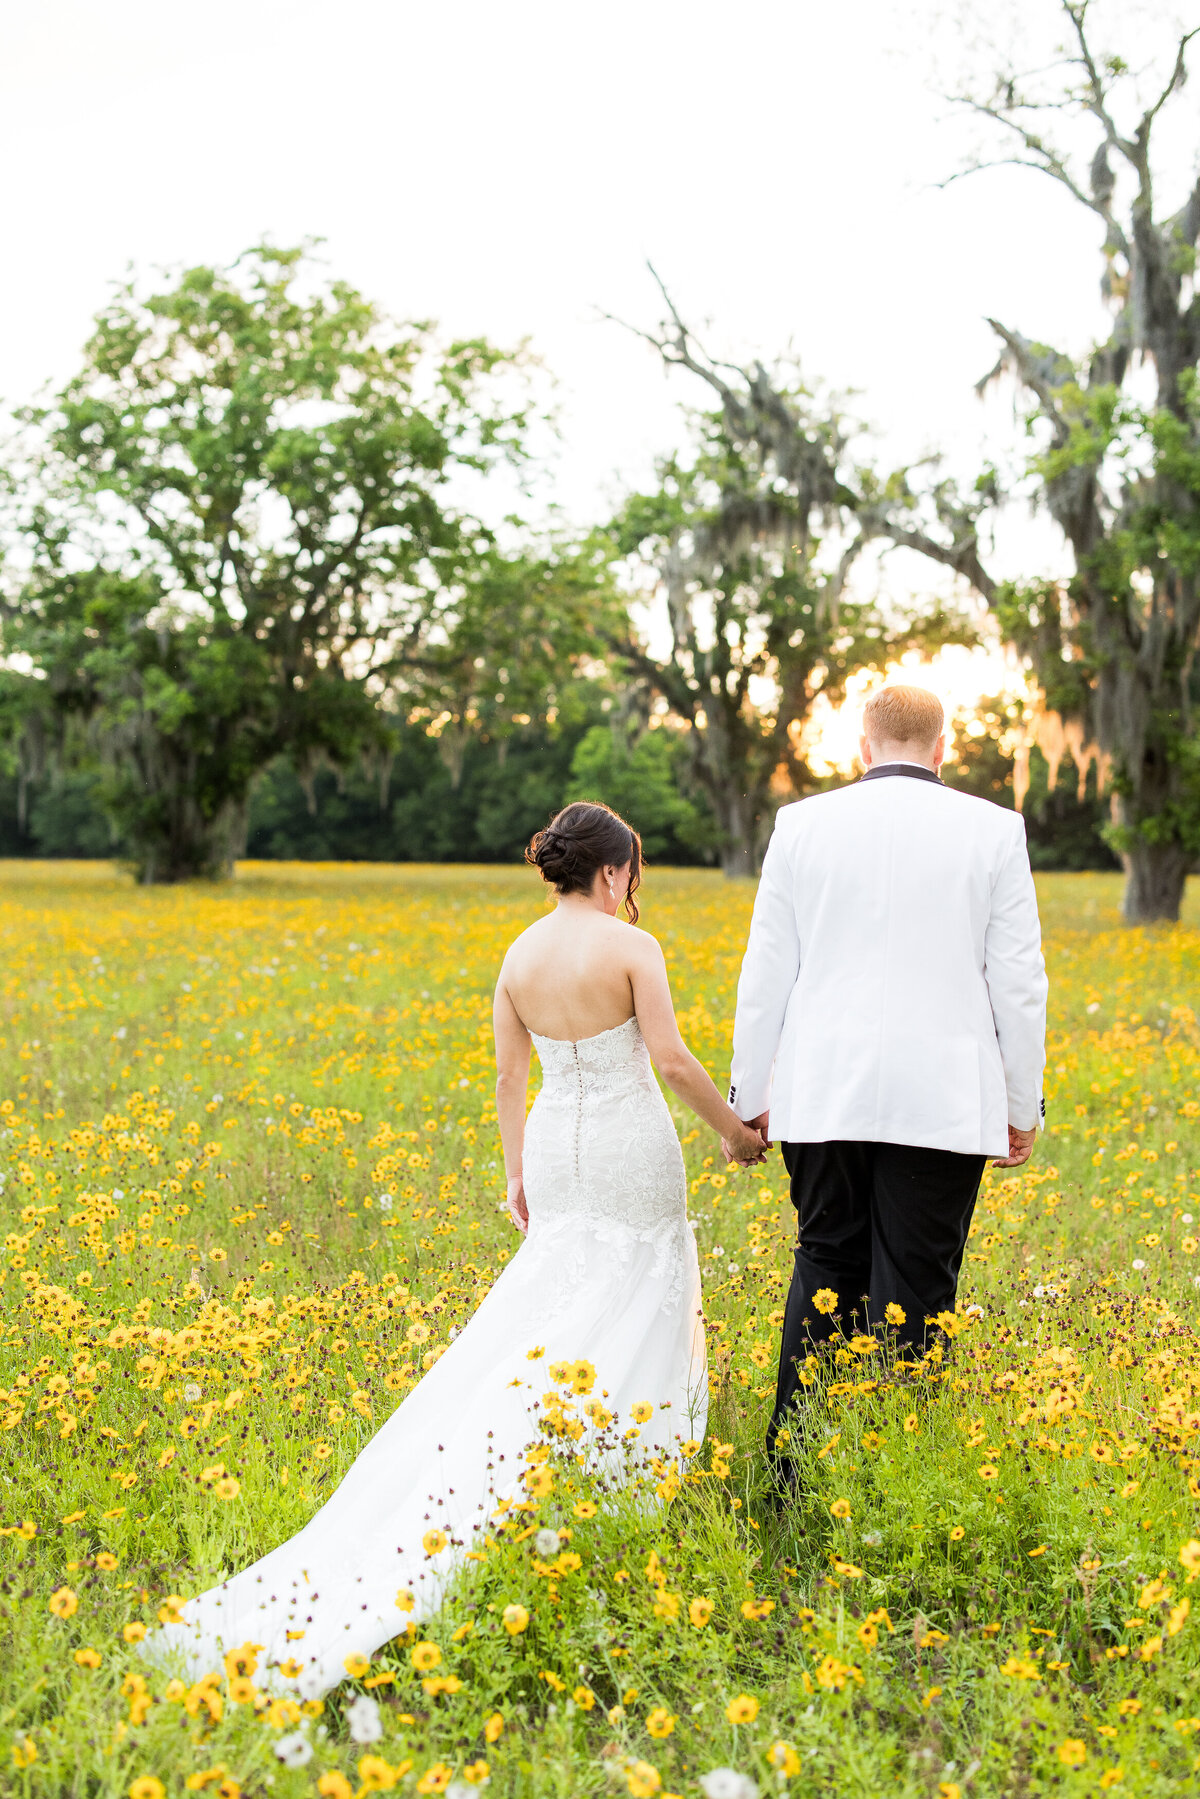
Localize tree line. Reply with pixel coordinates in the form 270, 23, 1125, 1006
0, 2, 1195, 920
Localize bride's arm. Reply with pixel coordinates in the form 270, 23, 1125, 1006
493, 975, 532, 1231
629, 935, 765, 1162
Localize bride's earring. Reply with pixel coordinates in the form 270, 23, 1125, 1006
608, 880, 615, 898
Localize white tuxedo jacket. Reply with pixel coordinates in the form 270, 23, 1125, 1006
728, 766, 1047, 1157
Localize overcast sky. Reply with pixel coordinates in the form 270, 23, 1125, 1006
3, 0, 1193, 618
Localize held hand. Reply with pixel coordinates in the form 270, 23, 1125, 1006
506, 1174, 529, 1234
721, 1116, 769, 1168
993, 1124, 1037, 1169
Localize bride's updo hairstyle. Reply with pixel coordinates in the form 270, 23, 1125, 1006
526, 800, 643, 923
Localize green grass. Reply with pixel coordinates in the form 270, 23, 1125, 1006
0, 863, 1198, 1797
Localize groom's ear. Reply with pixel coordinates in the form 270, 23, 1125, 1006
858, 733, 872, 769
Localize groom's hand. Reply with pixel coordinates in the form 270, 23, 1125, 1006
993, 1124, 1036, 1168
721, 1112, 771, 1167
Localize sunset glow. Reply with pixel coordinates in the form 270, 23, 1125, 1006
801, 645, 1027, 776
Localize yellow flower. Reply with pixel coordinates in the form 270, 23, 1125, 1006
1000, 1657, 1039, 1680
357, 1759, 397, 1793
573, 1501, 598, 1518
1168, 1597, 1191, 1636
625, 1763, 661, 1798
502, 1603, 530, 1635
771, 1743, 802, 1777
1179, 1539, 1200, 1581
1057, 1740, 1087, 1768
1098, 1772, 1124, 1790
484, 1712, 505, 1743
903, 1413, 919, 1433
1138, 1578, 1173, 1609
410, 1641, 442, 1672
812, 1288, 839, 1315
574, 1686, 596, 1710
422, 1529, 448, 1556
885, 1303, 906, 1325
939, 1786, 961, 1799
688, 1596, 713, 1627
395, 1587, 415, 1612
317, 1776, 355, 1799
630, 1402, 654, 1422
978, 1464, 999, 1481
96, 1551, 119, 1571
157, 1595, 186, 1625
123, 1622, 148, 1644
949, 1526, 965, 1541
49, 1586, 78, 1619
224, 1643, 260, 1680
725, 1694, 759, 1724
646, 1707, 676, 1738
344, 1653, 370, 1678
129, 1782, 166, 1799
74, 1647, 103, 1669
416, 1764, 454, 1795
829, 1498, 851, 1519
463, 1762, 490, 1785
741, 1598, 775, 1621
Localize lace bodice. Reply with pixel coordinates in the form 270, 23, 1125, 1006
524, 1015, 688, 1235
530, 1013, 655, 1089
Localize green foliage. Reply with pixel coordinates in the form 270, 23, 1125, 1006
566, 725, 718, 862
608, 400, 974, 874
0, 245, 592, 883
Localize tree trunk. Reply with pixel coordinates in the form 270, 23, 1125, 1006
1121, 840, 1189, 924
710, 786, 762, 878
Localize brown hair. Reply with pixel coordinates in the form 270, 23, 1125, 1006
526, 800, 643, 923
862, 684, 944, 750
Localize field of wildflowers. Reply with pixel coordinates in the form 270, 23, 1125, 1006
2, 860, 1200, 1799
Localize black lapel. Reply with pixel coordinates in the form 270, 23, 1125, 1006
859, 764, 944, 786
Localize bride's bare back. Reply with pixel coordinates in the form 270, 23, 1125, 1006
499, 907, 635, 1043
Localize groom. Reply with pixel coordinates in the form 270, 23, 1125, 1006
724, 684, 1047, 1453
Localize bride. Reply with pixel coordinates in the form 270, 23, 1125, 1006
146, 801, 765, 1697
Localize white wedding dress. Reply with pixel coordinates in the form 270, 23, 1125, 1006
145, 1017, 707, 1696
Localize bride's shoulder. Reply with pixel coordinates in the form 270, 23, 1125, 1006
614, 917, 665, 964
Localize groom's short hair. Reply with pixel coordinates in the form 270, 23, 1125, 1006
863, 684, 944, 748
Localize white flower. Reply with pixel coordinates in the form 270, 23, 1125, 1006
112, 1188, 125, 1200
346, 1694, 383, 1743
1183, 1214, 1194, 1225
273, 1731, 313, 1767
446, 1785, 478, 1798
378, 1194, 393, 1211
700, 1772, 758, 1799
297, 1664, 326, 1702
535, 1528, 561, 1556
183, 1382, 202, 1402
1086, 1001, 1100, 1013
711, 1245, 725, 1257
862, 1530, 883, 1547
1132, 1258, 1147, 1271
728, 1264, 741, 1274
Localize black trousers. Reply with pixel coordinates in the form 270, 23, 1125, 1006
768, 1139, 986, 1451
